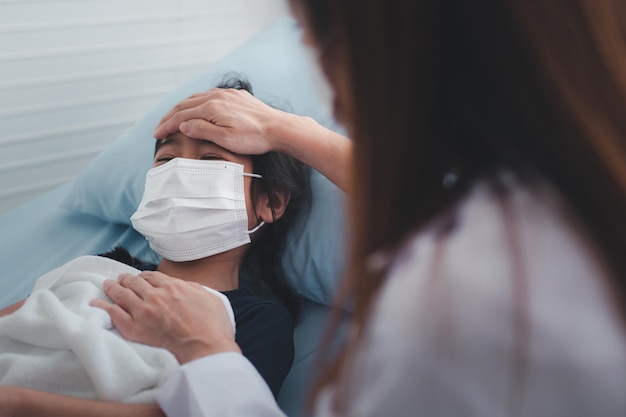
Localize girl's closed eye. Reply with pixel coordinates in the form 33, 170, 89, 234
154, 155, 175, 165
201, 155, 225, 161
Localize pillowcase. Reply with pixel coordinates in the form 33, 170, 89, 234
62, 16, 347, 307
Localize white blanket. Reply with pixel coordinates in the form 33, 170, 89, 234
0, 256, 235, 403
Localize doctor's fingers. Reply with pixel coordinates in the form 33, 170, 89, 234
154, 97, 214, 138
154, 88, 244, 139
136, 270, 181, 288
100, 277, 146, 310
156, 91, 214, 126
156, 87, 248, 128
154, 104, 231, 141
90, 295, 161, 348
101, 277, 166, 326
90, 297, 133, 331
116, 271, 162, 297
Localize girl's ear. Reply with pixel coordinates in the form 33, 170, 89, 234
255, 190, 291, 223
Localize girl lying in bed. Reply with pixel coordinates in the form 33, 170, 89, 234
0, 77, 310, 411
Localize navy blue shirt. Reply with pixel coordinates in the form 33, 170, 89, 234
223, 288, 295, 397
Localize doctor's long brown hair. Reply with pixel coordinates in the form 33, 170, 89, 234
296, 0, 626, 408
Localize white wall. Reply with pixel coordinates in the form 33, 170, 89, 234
0, 0, 288, 215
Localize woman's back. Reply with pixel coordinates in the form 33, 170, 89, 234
326, 177, 626, 416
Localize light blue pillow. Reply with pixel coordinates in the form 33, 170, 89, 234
62, 17, 347, 307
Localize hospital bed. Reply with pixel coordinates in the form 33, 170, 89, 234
0, 17, 347, 417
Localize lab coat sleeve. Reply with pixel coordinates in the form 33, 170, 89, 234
156, 352, 287, 417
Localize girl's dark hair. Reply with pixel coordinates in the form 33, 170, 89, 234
294, 0, 626, 406
208, 74, 311, 320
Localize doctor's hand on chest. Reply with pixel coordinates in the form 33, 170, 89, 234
91, 270, 241, 365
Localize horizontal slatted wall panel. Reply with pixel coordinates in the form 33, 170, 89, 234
0, 0, 288, 214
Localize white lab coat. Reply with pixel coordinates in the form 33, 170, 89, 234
157, 180, 626, 417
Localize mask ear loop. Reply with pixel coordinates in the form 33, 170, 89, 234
247, 221, 265, 234
243, 172, 264, 233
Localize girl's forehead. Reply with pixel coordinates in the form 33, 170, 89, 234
158, 132, 253, 165
159, 132, 222, 151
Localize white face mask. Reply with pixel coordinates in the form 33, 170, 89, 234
130, 158, 264, 262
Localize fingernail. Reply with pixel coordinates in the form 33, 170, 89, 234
180, 122, 189, 133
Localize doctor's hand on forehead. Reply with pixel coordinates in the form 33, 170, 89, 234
91, 271, 239, 365
154, 88, 283, 156
153, 87, 353, 193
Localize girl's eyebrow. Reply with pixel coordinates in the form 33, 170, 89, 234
154, 135, 240, 159
192, 138, 238, 156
